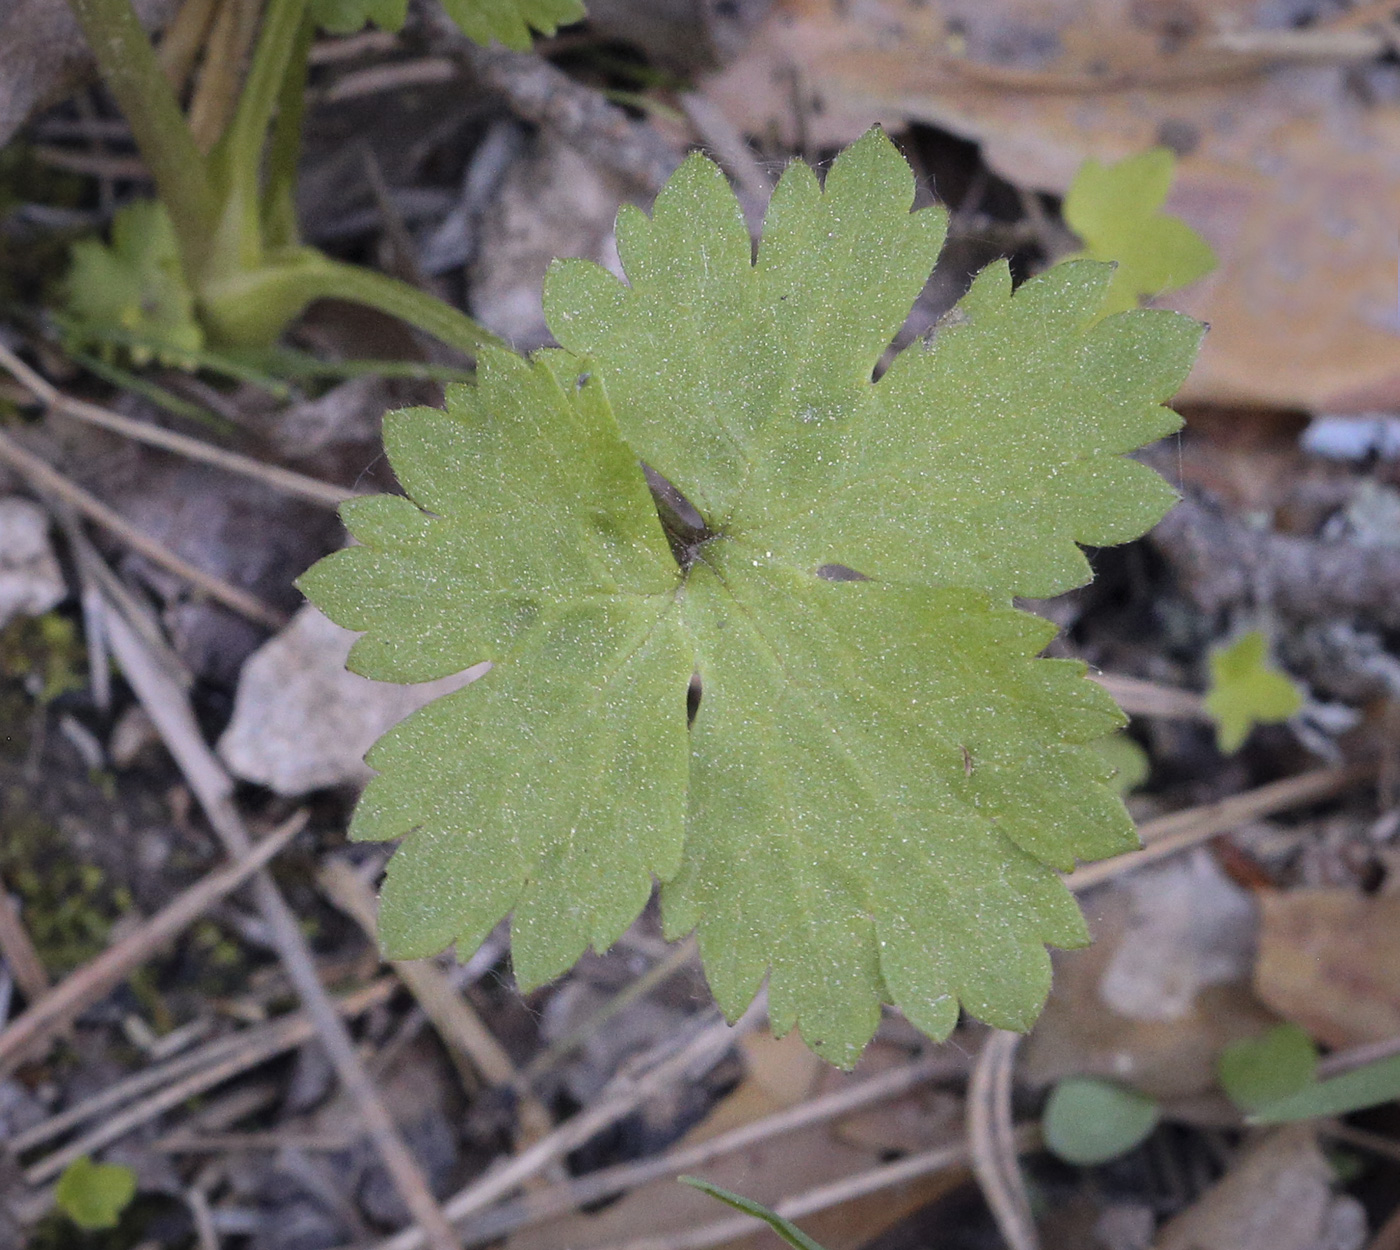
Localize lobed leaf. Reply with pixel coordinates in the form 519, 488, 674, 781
303, 128, 1202, 1064
1064, 147, 1216, 317
64, 199, 204, 366
436, 0, 584, 48
310, 0, 581, 43
1204, 630, 1304, 753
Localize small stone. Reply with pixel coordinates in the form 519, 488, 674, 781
0, 497, 64, 628
217, 605, 486, 795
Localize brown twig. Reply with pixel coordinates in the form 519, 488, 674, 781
0, 427, 288, 628
968, 1031, 1038, 1250
1091, 672, 1210, 722
0, 880, 51, 1005
9, 976, 396, 1156
0, 342, 354, 511
431, 20, 682, 196
0, 812, 306, 1076
319, 56, 459, 103
99, 597, 458, 1250
1066, 762, 1376, 893
156, 1129, 358, 1153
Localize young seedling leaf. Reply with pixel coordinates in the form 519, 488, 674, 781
302, 128, 1202, 1065
54, 1156, 137, 1231
1218, 1024, 1318, 1113
64, 200, 204, 367
1064, 147, 1216, 318
1043, 1076, 1160, 1165
1249, 1052, 1400, 1125
1204, 630, 1304, 753
679, 1177, 829, 1250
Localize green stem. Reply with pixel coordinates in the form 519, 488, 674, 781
215, 0, 309, 206
261, 12, 313, 250
65, 0, 218, 276
200, 248, 507, 357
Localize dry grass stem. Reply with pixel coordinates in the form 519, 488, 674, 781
320, 58, 459, 103
968, 1030, 1039, 1250
367, 996, 769, 1250
318, 859, 522, 1091
0, 428, 289, 628
0, 879, 51, 1004
453, 1049, 967, 1248
9, 977, 396, 1156
1066, 761, 1376, 893
100, 598, 459, 1250
0, 812, 306, 1077
520, 935, 699, 1086
0, 343, 355, 510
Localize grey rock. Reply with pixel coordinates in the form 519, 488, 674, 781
217, 605, 486, 795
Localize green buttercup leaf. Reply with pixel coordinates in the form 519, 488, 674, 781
54, 1156, 137, 1231
310, 0, 409, 33
1204, 630, 1304, 753
1218, 1024, 1318, 1113
435, 0, 584, 48
64, 199, 204, 367
1043, 1076, 1160, 1165
302, 128, 1202, 1065
1064, 147, 1216, 318
311, 0, 580, 42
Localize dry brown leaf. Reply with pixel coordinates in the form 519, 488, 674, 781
701, 0, 1400, 411
1256, 888, 1400, 1048
1023, 853, 1277, 1104
1151, 1126, 1365, 1250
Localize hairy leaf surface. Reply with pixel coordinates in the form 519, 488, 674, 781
303, 128, 1202, 1064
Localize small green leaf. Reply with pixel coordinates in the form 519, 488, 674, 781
303, 127, 1203, 1065
1204, 631, 1304, 753
1064, 147, 1216, 317
1043, 1076, 1160, 1165
54, 1156, 137, 1231
1090, 732, 1150, 795
680, 1177, 829, 1250
435, 0, 585, 48
1250, 1053, 1400, 1125
63, 200, 204, 367
1218, 1024, 1318, 1113
310, 0, 408, 32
